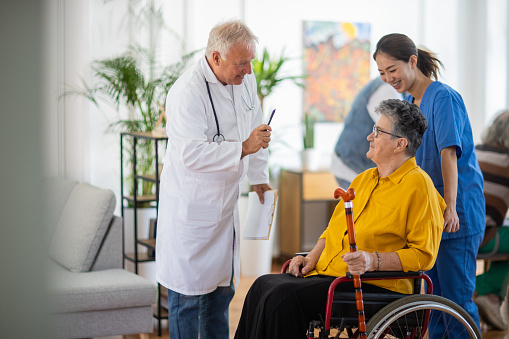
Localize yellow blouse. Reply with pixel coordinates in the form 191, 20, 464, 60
307, 158, 446, 294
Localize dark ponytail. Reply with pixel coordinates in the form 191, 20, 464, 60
415, 48, 444, 81
373, 33, 444, 80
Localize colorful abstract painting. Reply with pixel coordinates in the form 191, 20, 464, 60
303, 21, 371, 122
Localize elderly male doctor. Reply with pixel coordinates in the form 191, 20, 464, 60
156, 20, 272, 339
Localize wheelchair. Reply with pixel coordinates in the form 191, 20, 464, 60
280, 185, 481, 339
281, 260, 481, 338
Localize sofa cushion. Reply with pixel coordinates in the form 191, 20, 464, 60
49, 263, 157, 313
49, 183, 115, 272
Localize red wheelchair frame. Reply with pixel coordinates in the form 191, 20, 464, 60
281, 260, 433, 339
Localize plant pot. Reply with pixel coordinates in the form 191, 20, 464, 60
301, 148, 320, 171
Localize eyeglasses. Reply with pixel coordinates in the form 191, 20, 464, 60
373, 125, 403, 139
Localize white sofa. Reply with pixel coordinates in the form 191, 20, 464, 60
46, 178, 157, 338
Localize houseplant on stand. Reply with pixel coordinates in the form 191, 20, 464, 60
70, 49, 197, 200
301, 112, 320, 171
253, 47, 306, 112
63, 2, 198, 291
65, 0, 201, 201
252, 47, 307, 184
66, 49, 198, 281
240, 48, 305, 276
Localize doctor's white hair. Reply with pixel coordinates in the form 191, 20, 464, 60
205, 19, 258, 60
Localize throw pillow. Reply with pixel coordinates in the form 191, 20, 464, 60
49, 183, 115, 272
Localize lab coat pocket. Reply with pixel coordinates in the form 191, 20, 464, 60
179, 176, 225, 223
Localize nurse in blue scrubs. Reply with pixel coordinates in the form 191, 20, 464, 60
373, 33, 485, 338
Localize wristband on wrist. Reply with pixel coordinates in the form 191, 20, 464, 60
374, 252, 381, 271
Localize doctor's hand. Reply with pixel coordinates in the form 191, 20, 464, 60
253, 183, 272, 204
241, 124, 271, 158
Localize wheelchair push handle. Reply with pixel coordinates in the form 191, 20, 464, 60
334, 186, 367, 339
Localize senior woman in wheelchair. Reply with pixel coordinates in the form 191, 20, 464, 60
234, 99, 446, 339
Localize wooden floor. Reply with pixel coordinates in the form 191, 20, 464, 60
116, 260, 508, 339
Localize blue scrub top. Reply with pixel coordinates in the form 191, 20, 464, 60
406, 81, 485, 239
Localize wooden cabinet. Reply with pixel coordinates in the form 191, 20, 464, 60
278, 169, 340, 258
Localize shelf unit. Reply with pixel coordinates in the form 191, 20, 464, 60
120, 131, 168, 336
278, 169, 340, 258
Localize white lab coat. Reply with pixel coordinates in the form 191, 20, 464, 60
156, 56, 269, 295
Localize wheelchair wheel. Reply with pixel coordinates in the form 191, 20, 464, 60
365, 294, 481, 338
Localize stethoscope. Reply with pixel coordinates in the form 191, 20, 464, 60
205, 79, 225, 143
204, 78, 254, 143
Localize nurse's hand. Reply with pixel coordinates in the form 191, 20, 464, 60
288, 255, 316, 278
443, 206, 459, 233
253, 183, 272, 204
241, 124, 271, 158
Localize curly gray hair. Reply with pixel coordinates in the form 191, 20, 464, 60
375, 99, 428, 157
482, 110, 509, 149
205, 20, 258, 60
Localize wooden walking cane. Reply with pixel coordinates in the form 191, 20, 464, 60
334, 187, 367, 339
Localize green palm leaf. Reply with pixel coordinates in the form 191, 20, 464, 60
253, 47, 307, 110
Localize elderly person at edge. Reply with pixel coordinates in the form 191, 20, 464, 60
473, 110, 509, 330
156, 20, 272, 339
234, 99, 446, 339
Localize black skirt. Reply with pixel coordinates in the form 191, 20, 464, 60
234, 273, 395, 339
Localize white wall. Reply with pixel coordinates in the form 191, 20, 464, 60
49, 0, 508, 216
86, 0, 130, 199
63, 0, 90, 182
485, 0, 509, 124
245, 0, 425, 172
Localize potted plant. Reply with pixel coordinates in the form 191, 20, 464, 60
303, 112, 315, 149
252, 47, 306, 113
66, 49, 197, 201
301, 112, 320, 171
251, 47, 306, 180
240, 48, 306, 275
63, 0, 199, 201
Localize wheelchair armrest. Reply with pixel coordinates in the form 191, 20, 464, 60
344, 270, 431, 295
295, 252, 309, 257
346, 270, 423, 279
